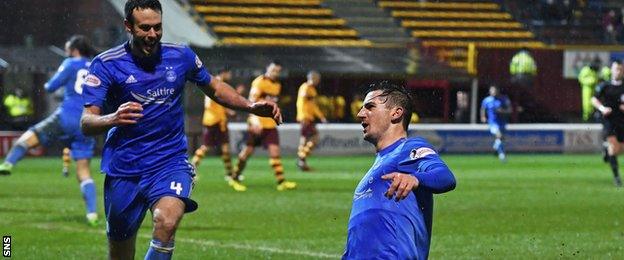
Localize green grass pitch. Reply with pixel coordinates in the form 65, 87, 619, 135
0, 154, 623, 258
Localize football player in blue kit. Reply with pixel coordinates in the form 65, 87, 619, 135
343, 82, 456, 259
480, 85, 512, 161
80, 0, 282, 259
0, 35, 99, 226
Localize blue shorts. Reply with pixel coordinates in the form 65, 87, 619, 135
30, 111, 95, 160
104, 169, 198, 241
343, 209, 424, 260
488, 123, 506, 135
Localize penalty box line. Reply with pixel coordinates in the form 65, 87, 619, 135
33, 223, 341, 258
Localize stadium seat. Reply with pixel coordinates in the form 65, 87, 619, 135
194, 0, 321, 6
195, 6, 333, 16
378, 1, 499, 10
401, 21, 523, 29
377, 0, 543, 72
204, 16, 346, 26
191, 0, 368, 47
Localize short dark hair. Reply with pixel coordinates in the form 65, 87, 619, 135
364, 81, 414, 131
614, 60, 623, 66
125, 0, 162, 25
67, 35, 97, 58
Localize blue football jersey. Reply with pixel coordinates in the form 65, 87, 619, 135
44, 57, 91, 134
344, 137, 456, 260
82, 42, 211, 177
481, 95, 510, 126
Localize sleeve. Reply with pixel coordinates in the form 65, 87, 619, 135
185, 47, 211, 86
249, 79, 263, 102
297, 84, 308, 98
396, 141, 456, 193
44, 59, 72, 93
82, 58, 113, 109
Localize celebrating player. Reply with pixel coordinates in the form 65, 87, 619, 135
191, 67, 237, 186
592, 60, 624, 187
0, 35, 99, 226
231, 61, 297, 191
480, 85, 512, 161
80, 0, 282, 259
343, 81, 456, 259
295, 70, 327, 171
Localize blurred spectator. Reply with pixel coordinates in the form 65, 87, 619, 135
3, 88, 33, 130
333, 96, 346, 122
317, 95, 332, 120
350, 94, 363, 122
601, 64, 612, 82
510, 48, 537, 88
410, 112, 420, 123
509, 48, 537, 122
578, 58, 602, 121
454, 91, 470, 123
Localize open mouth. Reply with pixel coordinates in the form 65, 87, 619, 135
361, 123, 369, 132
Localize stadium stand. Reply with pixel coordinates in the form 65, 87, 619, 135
501, 0, 606, 45
377, 0, 545, 70
191, 0, 373, 47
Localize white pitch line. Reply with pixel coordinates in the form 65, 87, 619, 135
33, 224, 341, 259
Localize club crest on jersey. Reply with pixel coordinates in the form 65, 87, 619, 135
166, 69, 177, 82
195, 55, 203, 69
84, 74, 101, 87
410, 147, 436, 160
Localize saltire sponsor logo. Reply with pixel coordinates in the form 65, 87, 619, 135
130, 88, 174, 105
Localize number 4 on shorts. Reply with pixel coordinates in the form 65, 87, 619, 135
170, 181, 183, 195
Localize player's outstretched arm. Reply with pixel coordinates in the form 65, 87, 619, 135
410, 164, 456, 194
81, 102, 144, 136
199, 78, 283, 124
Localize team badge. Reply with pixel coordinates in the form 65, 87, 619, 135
410, 147, 436, 160
166, 69, 177, 82
84, 74, 101, 87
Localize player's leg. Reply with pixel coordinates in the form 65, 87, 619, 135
144, 169, 197, 260
71, 136, 99, 225
220, 143, 233, 179
75, 159, 98, 226
495, 131, 506, 161
0, 130, 40, 175
606, 135, 622, 186
1, 114, 62, 175
233, 129, 258, 181
146, 196, 185, 260
267, 133, 296, 191
62, 147, 71, 177
191, 145, 209, 168
217, 126, 234, 180
105, 175, 147, 260
297, 121, 319, 171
